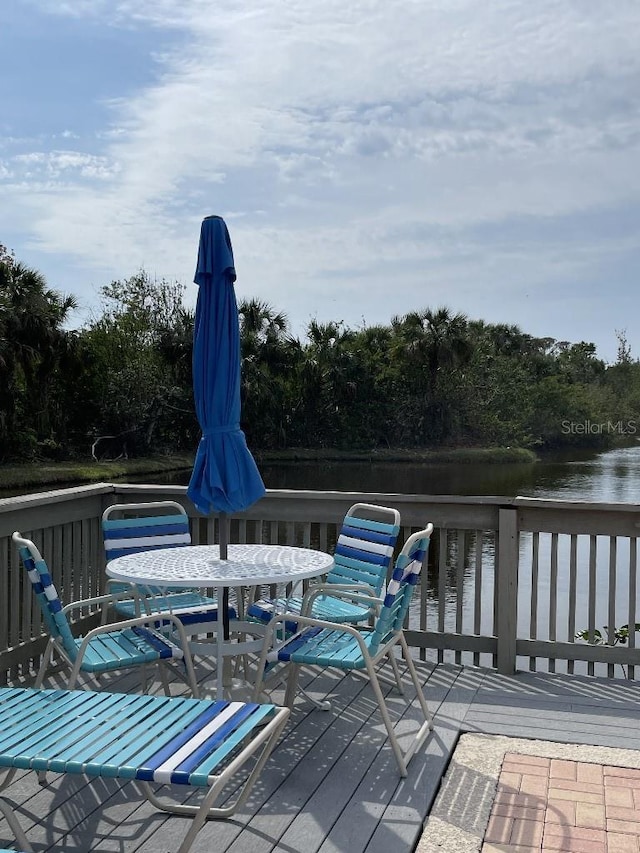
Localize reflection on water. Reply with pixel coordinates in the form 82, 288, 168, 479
523, 445, 640, 503
259, 460, 536, 496
4, 444, 640, 502
256, 444, 640, 503
133, 444, 640, 503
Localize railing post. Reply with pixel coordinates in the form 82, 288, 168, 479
496, 507, 519, 674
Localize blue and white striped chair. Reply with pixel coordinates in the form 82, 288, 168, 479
248, 503, 401, 630
252, 524, 434, 776
0, 687, 289, 853
103, 501, 237, 628
12, 531, 199, 696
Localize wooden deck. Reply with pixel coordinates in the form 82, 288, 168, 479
2, 655, 640, 853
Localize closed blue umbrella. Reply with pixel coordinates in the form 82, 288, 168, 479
187, 215, 265, 557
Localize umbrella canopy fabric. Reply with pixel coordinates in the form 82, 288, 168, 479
187, 215, 265, 520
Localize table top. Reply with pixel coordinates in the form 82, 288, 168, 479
105, 543, 334, 588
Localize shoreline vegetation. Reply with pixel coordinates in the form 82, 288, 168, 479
0, 447, 537, 493
4, 256, 640, 481
254, 446, 537, 464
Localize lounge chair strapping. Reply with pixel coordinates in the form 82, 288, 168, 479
0, 687, 289, 853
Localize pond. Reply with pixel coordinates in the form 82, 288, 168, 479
157, 443, 640, 503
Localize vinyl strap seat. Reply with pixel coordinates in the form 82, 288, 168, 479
248, 503, 401, 633
0, 687, 289, 853
253, 525, 434, 777
103, 502, 234, 627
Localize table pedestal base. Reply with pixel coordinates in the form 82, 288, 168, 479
171, 620, 267, 700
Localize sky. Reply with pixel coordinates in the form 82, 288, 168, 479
1, 0, 639, 363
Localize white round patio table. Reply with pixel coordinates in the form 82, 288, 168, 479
106, 543, 334, 698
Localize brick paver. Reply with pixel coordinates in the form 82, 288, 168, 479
481, 755, 640, 853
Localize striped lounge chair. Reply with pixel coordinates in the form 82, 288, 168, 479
252, 524, 434, 776
0, 687, 289, 853
12, 531, 199, 695
248, 503, 401, 629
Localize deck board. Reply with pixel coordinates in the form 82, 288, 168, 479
318, 664, 464, 853
4, 660, 640, 852
363, 664, 477, 853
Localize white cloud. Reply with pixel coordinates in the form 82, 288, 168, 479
2, 0, 640, 360
13, 151, 118, 179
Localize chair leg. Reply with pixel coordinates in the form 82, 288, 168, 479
158, 662, 170, 695
360, 638, 433, 777
284, 663, 302, 708
298, 682, 332, 711
67, 655, 85, 690
181, 649, 200, 699
251, 620, 283, 702
259, 658, 332, 710
34, 639, 55, 688
399, 633, 434, 729
377, 634, 433, 772
363, 655, 410, 776
349, 662, 404, 691
250, 641, 270, 703
232, 588, 252, 681
387, 652, 406, 695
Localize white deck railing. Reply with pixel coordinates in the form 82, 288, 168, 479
1, 482, 639, 683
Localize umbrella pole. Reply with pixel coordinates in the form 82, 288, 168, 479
219, 512, 229, 561
219, 512, 232, 692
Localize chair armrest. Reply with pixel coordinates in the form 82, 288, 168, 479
105, 577, 136, 591
61, 589, 145, 616
262, 611, 368, 651
305, 581, 379, 596
73, 611, 199, 696
80, 611, 194, 641
301, 583, 382, 616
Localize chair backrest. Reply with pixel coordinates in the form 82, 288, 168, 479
102, 500, 191, 561
12, 531, 79, 660
326, 503, 401, 594
370, 523, 434, 654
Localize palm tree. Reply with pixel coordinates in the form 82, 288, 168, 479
238, 298, 302, 448
391, 307, 472, 444
0, 256, 77, 458
393, 307, 471, 386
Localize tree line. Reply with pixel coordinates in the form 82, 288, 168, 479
1, 245, 639, 463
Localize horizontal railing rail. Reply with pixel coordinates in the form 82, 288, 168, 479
1, 482, 639, 684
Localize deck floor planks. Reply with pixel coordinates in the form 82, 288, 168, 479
215, 674, 374, 853
364, 663, 484, 853
6, 661, 640, 851
318, 663, 464, 853
465, 668, 640, 749
228, 667, 397, 853
277, 662, 449, 853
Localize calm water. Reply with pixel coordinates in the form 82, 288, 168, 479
108, 443, 640, 504
255, 444, 640, 503
5, 445, 640, 503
